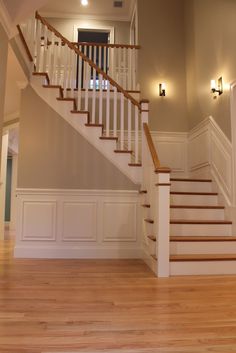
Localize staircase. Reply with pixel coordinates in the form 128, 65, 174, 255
17, 12, 236, 277
142, 177, 236, 275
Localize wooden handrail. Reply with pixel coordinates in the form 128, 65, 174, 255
143, 123, 161, 170
143, 123, 171, 173
74, 42, 141, 49
17, 24, 33, 62
35, 12, 141, 110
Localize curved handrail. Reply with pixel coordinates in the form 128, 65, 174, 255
35, 12, 141, 110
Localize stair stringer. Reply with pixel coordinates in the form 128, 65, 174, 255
30, 75, 142, 185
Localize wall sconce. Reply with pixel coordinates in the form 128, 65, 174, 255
159, 83, 166, 97
211, 77, 223, 95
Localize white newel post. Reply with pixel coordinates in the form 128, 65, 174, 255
155, 169, 171, 277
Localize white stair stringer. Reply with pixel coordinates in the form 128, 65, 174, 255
30, 75, 142, 185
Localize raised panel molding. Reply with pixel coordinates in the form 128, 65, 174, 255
15, 189, 140, 258
21, 201, 57, 241
188, 116, 233, 205
103, 202, 137, 242
62, 202, 97, 242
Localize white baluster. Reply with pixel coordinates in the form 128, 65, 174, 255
128, 48, 132, 91
36, 20, 42, 72
104, 45, 107, 74
46, 29, 52, 79
77, 47, 82, 110
113, 86, 117, 137
128, 100, 132, 151
135, 105, 139, 163
99, 74, 103, 125
132, 48, 136, 90
98, 46, 102, 69
42, 24, 48, 73
106, 80, 110, 137
85, 62, 89, 111
120, 93, 124, 150
122, 47, 127, 89
71, 50, 77, 90
92, 52, 97, 124
52, 36, 58, 85
118, 47, 122, 86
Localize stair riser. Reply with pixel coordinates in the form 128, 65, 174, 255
170, 224, 232, 236
170, 208, 225, 221
170, 241, 236, 254
171, 181, 212, 193
170, 261, 236, 275
170, 194, 218, 206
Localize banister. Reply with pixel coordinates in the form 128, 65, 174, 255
35, 12, 141, 110
143, 122, 171, 173
74, 42, 141, 49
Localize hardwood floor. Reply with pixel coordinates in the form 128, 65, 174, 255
1, 239, 236, 353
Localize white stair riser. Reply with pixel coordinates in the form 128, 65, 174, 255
170, 261, 236, 275
170, 241, 236, 254
170, 223, 232, 236
170, 194, 218, 206
171, 181, 212, 193
170, 208, 225, 220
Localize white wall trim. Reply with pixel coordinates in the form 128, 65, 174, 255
15, 188, 141, 259
188, 116, 233, 206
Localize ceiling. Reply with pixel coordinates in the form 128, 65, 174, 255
40, 0, 136, 21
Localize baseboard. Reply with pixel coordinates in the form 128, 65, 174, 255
14, 245, 142, 259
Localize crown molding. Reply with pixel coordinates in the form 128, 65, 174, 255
0, 0, 15, 38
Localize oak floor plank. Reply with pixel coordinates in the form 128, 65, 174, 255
1, 240, 236, 352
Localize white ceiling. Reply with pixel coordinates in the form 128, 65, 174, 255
40, 0, 136, 21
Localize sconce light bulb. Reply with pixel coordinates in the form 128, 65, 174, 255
81, 0, 88, 6
211, 80, 216, 91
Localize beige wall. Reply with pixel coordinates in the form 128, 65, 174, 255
18, 86, 138, 190
0, 22, 8, 160
137, 0, 188, 132
185, 0, 236, 140
46, 17, 130, 44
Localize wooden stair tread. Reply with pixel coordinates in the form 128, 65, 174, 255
170, 236, 236, 242
114, 150, 133, 154
148, 235, 156, 241
139, 190, 147, 194
85, 124, 103, 128
142, 204, 150, 208
170, 254, 236, 262
170, 191, 218, 196
128, 163, 142, 167
170, 178, 212, 183
170, 205, 224, 209
144, 218, 154, 224
100, 136, 118, 141
170, 219, 232, 225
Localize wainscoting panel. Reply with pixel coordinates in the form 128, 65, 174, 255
103, 202, 137, 242
15, 189, 141, 258
21, 201, 57, 241
188, 116, 233, 205
62, 202, 97, 242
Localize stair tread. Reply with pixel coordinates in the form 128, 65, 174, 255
170, 236, 236, 242
100, 136, 118, 140
144, 218, 154, 224
171, 191, 218, 195
148, 235, 156, 241
170, 178, 212, 182
139, 190, 147, 194
114, 150, 133, 154
170, 254, 236, 261
129, 163, 142, 167
142, 204, 151, 208
170, 205, 224, 209
170, 219, 232, 224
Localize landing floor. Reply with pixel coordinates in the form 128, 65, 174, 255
1, 239, 236, 353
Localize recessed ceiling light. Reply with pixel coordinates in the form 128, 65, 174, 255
81, 0, 88, 6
